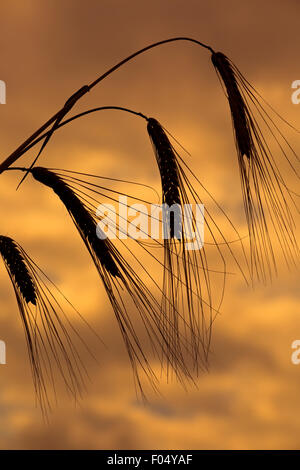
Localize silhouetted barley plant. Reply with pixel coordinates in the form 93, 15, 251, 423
11, 108, 249, 372
28, 166, 196, 395
0, 37, 298, 413
146, 117, 249, 368
211, 51, 299, 282
0, 235, 100, 416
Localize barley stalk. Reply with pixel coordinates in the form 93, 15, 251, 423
0, 37, 214, 174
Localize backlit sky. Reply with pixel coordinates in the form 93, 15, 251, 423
0, 0, 299, 449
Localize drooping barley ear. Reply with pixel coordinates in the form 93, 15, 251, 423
30, 167, 192, 396
211, 51, 299, 282
0, 236, 36, 305
147, 118, 181, 208
31, 167, 120, 277
0, 235, 96, 417
211, 52, 252, 159
146, 118, 247, 369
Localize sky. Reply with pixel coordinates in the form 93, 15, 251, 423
0, 0, 299, 449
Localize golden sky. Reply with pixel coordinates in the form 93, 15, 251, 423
0, 0, 299, 450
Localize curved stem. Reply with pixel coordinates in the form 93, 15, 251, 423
4, 167, 27, 172
88, 37, 214, 89
0, 37, 214, 173
11, 106, 149, 158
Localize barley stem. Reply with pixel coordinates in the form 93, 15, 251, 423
0, 37, 213, 173
10, 106, 148, 159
